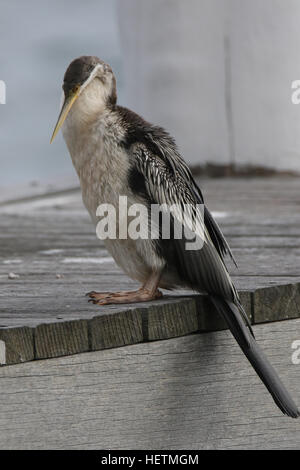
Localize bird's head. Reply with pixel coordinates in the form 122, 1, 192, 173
51, 56, 117, 143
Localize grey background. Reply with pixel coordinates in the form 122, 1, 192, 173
119, 0, 300, 173
1, 0, 300, 189
0, 0, 121, 187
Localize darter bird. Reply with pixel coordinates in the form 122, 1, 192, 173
51, 56, 299, 418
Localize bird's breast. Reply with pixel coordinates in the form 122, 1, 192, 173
80, 146, 131, 222
63, 116, 130, 221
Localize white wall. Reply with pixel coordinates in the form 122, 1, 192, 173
118, 0, 300, 171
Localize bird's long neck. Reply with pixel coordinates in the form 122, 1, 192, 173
62, 94, 110, 172
62, 95, 126, 181
62, 102, 129, 222
62, 77, 116, 155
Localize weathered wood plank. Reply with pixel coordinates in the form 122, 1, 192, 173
147, 298, 198, 341
254, 283, 300, 323
89, 308, 143, 350
0, 318, 299, 450
35, 320, 89, 359
0, 178, 300, 364
0, 327, 34, 365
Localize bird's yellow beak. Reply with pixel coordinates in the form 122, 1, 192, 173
50, 87, 80, 143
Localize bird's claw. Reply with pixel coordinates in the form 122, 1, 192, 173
85, 291, 97, 297
86, 291, 114, 302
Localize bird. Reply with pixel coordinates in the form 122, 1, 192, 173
51, 55, 299, 418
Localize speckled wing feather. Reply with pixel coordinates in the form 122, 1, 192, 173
130, 142, 237, 302
146, 129, 237, 266
118, 105, 236, 266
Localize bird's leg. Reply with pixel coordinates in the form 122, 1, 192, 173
87, 272, 162, 305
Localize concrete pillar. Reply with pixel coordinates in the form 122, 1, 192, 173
118, 0, 230, 165
118, 0, 300, 171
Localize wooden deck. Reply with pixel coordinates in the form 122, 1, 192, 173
0, 177, 300, 449
0, 177, 300, 364
0, 319, 299, 450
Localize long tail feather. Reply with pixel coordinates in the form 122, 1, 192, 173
211, 296, 300, 418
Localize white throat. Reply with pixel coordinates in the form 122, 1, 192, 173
61, 77, 111, 162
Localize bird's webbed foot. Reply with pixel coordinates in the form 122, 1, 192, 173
87, 287, 163, 305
